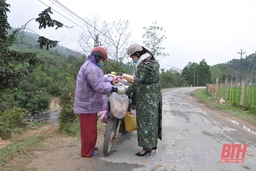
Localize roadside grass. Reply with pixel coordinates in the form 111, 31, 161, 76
193, 88, 256, 125
0, 122, 46, 168
1, 121, 45, 139
97, 121, 106, 133
0, 134, 47, 168
59, 117, 106, 138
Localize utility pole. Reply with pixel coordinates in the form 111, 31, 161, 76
237, 49, 246, 86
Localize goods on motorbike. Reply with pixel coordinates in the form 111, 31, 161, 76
109, 92, 129, 119
98, 110, 108, 123
122, 74, 134, 83
124, 112, 137, 132
103, 81, 136, 156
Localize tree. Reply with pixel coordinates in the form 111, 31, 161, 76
78, 17, 132, 74
182, 62, 198, 86
103, 19, 132, 74
0, 0, 67, 89
210, 66, 222, 83
198, 59, 211, 85
211, 64, 238, 83
78, 16, 107, 55
160, 68, 186, 88
0, 1, 39, 88
142, 21, 169, 61
182, 59, 211, 86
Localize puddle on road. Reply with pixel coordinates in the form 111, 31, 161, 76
23, 110, 60, 124
229, 119, 256, 135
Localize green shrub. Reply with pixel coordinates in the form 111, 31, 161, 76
0, 122, 12, 139
0, 107, 25, 139
59, 119, 79, 136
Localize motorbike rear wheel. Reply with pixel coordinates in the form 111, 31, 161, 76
120, 119, 128, 135
103, 112, 117, 156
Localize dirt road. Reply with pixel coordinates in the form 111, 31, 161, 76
1, 87, 256, 171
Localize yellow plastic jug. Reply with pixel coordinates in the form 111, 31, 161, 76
124, 112, 137, 132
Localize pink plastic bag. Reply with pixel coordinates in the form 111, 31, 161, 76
98, 110, 108, 123
130, 110, 136, 116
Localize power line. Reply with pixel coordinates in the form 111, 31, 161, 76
38, 0, 113, 50
38, 0, 89, 32
39, 0, 112, 40
50, 0, 87, 26
47, 0, 88, 27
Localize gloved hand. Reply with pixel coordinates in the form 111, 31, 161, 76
117, 86, 126, 94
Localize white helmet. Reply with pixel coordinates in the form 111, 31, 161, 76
127, 43, 143, 56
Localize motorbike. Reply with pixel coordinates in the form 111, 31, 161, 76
103, 82, 136, 156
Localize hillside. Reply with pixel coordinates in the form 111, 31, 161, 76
10, 28, 256, 85
10, 28, 82, 57
210, 53, 256, 84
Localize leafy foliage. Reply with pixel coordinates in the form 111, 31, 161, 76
0, 0, 11, 52
34, 7, 68, 50
0, 1, 72, 138
160, 68, 187, 88
38, 36, 58, 50
142, 20, 169, 60
198, 59, 211, 84
0, 50, 41, 88
36, 7, 64, 30
182, 62, 199, 86
210, 64, 238, 83
0, 1, 68, 89
0, 107, 25, 139
210, 53, 256, 84
181, 59, 211, 86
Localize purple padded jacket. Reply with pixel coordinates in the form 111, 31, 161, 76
73, 54, 113, 114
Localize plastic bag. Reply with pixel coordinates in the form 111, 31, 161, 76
130, 109, 136, 116
109, 92, 129, 119
97, 110, 108, 123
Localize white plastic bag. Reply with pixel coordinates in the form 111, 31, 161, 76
109, 92, 129, 119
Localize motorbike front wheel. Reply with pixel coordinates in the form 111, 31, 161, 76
103, 112, 117, 156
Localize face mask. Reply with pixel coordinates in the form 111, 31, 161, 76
133, 59, 138, 64
98, 61, 104, 68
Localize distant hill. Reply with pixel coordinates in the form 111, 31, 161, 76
8, 28, 132, 74
8, 28, 256, 84
9, 28, 82, 57
210, 53, 256, 84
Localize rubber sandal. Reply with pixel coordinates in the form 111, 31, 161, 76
91, 152, 99, 157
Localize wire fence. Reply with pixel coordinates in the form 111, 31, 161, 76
206, 79, 256, 110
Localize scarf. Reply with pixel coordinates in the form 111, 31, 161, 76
135, 52, 152, 69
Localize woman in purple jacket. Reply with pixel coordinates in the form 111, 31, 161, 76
73, 47, 125, 157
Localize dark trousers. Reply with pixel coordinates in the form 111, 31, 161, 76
79, 114, 97, 157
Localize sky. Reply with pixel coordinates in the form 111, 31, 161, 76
6, 0, 256, 71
